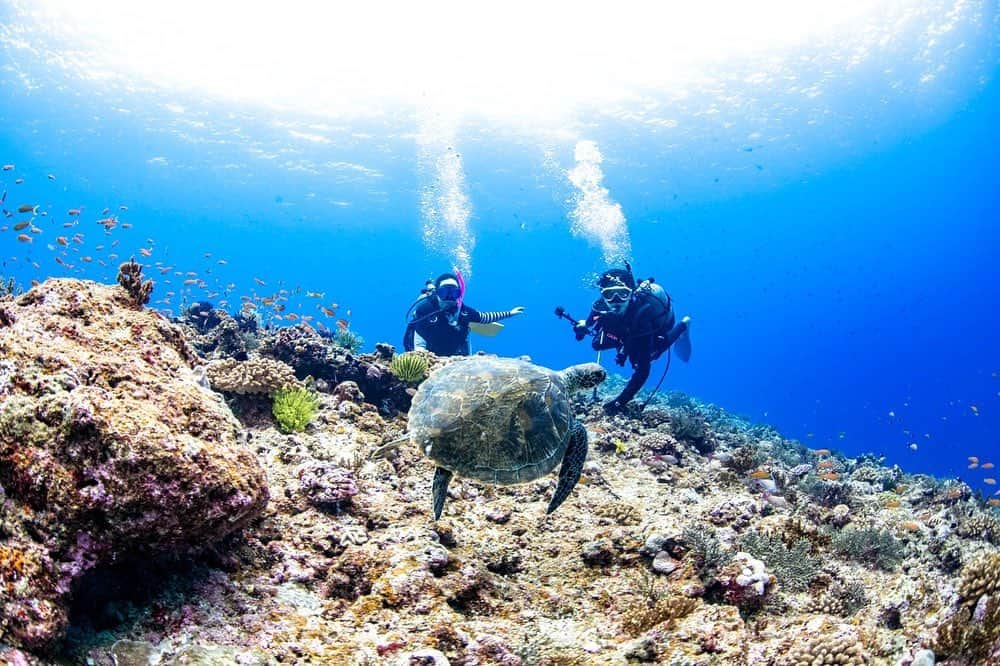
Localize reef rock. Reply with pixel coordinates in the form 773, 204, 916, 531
0, 279, 268, 649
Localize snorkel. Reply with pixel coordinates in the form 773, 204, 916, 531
454, 268, 467, 312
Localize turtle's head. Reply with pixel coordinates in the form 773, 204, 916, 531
562, 362, 607, 393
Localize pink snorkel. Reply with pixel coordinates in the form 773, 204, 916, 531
454, 268, 466, 311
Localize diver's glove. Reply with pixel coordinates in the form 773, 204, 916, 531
603, 399, 625, 416
510, 306, 526, 316
573, 320, 589, 341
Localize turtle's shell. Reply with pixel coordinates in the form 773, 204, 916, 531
408, 356, 573, 485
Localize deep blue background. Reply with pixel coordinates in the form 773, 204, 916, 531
1, 8, 998, 495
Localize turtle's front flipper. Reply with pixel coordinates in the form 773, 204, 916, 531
432, 467, 454, 520
547, 421, 588, 514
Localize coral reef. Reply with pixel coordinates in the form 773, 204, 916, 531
3, 278, 999, 664
0, 279, 267, 650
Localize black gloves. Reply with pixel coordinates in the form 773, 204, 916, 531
603, 399, 625, 416
573, 321, 589, 341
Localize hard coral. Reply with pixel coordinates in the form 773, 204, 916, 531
781, 623, 869, 665
116, 258, 153, 308
206, 356, 298, 396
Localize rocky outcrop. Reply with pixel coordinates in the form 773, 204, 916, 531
0, 279, 268, 649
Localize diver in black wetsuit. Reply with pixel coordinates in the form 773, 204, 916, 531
403, 272, 524, 356
572, 267, 692, 415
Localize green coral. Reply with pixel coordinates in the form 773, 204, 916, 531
737, 532, 820, 592
332, 328, 364, 353
390, 352, 428, 384
272, 387, 320, 433
682, 525, 729, 582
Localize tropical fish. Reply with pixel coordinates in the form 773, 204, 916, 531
56, 236, 68, 246
17, 204, 36, 214
254, 277, 266, 286
747, 470, 771, 480
306, 291, 324, 298
988, 499, 1000, 507
970, 405, 979, 414
1, 164, 13, 171
969, 462, 979, 469
68, 209, 81, 216
13, 221, 29, 231
139, 248, 152, 257
819, 472, 841, 481
16, 234, 31, 242
14, 179, 23, 184
47, 174, 55, 180
101, 207, 110, 215
982, 462, 995, 469
969, 456, 980, 463
336, 319, 350, 331
985, 478, 997, 485
321, 307, 336, 317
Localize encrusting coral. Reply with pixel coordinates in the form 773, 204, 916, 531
0, 279, 267, 650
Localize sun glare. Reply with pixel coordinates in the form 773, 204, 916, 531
7, 0, 916, 121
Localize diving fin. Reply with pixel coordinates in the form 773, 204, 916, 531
469, 321, 504, 337
674, 319, 692, 363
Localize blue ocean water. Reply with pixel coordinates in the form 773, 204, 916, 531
1, 3, 998, 495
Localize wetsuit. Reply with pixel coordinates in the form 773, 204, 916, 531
403, 299, 518, 356
585, 289, 688, 409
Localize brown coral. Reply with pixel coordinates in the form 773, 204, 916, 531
205, 356, 299, 395
781, 622, 869, 665
116, 257, 153, 307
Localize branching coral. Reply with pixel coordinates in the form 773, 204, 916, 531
828, 527, 905, 571
737, 531, 820, 592
682, 525, 729, 581
116, 258, 154, 307
272, 387, 320, 433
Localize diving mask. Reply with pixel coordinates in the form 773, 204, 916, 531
601, 286, 632, 304
436, 283, 461, 302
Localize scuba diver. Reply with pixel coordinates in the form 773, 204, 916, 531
571, 264, 692, 415
404, 272, 525, 356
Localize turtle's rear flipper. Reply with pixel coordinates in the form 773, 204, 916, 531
547, 421, 588, 514
432, 467, 454, 520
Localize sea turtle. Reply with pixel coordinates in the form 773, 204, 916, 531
376, 356, 606, 519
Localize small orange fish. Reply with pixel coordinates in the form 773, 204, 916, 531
982, 462, 995, 469
253, 277, 266, 286
286, 313, 299, 321
81, 256, 92, 262
1, 164, 13, 171
68, 209, 81, 216
814, 449, 832, 456
16, 234, 31, 243
63, 222, 76, 228
969, 463, 980, 469
101, 208, 110, 215
183, 279, 199, 286
139, 248, 152, 257
819, 472, 841, 481
969, 456, 980, 463
121, 223, 132, 229
985, 478, 997, 485
321, 307, 336, 317
747, 470, 771, 480
13, 221, 29, 231
17, 204, 36, 214
817, 460, 836, 470
988, 499, 1000, 507
970, 405, 979, 414
56, 236, 68, 246
337, 319, 350, 331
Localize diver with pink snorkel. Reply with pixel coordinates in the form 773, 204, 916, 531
403, 271, 525, 356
